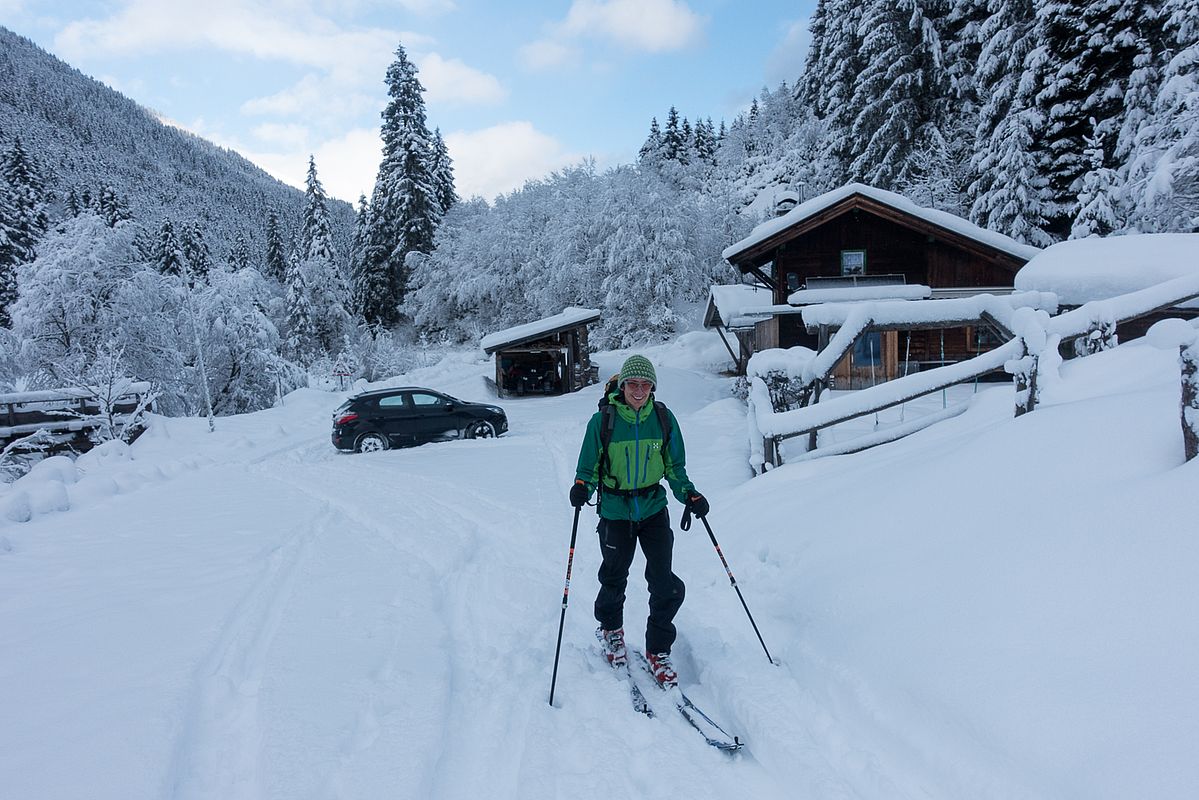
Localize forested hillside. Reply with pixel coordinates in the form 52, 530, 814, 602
0, 26, 355, 262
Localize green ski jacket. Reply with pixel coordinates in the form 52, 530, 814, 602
574, 392, 695, 522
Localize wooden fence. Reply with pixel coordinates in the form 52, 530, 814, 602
749, 274, 1199, 471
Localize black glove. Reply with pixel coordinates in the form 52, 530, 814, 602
569, 481, 590, 508
686, 493, 710, 518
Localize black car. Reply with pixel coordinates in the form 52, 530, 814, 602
332, 387, 507, 453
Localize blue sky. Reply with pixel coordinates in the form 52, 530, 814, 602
2, 1, 816, 203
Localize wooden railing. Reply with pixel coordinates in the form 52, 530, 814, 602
749, 274, 1199, 471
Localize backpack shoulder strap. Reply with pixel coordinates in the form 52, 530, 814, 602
598, 404, 616, 483
653, 400, 672, 451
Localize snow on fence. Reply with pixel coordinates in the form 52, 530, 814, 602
0, 382, 155, 452
747, 274, 1199, 472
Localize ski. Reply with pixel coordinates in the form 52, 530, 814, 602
630, 651, 743, 753
595, 634, 654, 717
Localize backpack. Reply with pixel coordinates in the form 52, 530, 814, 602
596, 374, 672, 489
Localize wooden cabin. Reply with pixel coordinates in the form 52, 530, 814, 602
481, 308, 601, 398
721, 183, 1040, 383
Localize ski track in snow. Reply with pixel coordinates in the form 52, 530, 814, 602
15, 348, 1170, 799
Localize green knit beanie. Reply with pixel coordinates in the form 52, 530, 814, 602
618, 354, 657, 388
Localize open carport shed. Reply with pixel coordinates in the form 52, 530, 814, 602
481, 307, 601, 398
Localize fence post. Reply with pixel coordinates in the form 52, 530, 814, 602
1182, 340, 1199, 462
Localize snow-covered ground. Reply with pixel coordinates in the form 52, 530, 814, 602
2, 330, 1195, 799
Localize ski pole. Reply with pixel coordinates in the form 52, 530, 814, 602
699, 514, 776, 665
549, 505, 582, 707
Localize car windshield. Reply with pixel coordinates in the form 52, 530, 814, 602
334, 400, 352, 414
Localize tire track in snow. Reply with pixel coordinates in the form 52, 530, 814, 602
163, 502, 332, 800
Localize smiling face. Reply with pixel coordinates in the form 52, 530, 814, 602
622, 378, 653, 411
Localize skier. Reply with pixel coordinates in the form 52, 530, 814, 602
569, 354, 709, 689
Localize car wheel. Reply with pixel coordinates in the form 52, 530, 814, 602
356, 432, 389, 453
465, 420, 497, 440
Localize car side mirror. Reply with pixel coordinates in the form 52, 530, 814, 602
445, 403, 455, 411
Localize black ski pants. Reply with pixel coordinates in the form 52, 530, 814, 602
593, 508, 685, 655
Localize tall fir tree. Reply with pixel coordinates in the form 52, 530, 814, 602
1031, 0, 1103, 235
0, 136, 49, 324
300, 155, 337, 264
1, 136, 49, 245
846, 0, 949, 189
359, 44, 441, 327
154, 218, 185, 278
429, 129, 458, 215
284, 253, 320, 367
264, 211, 287, 282
0, 189, 20, 327
181, 221, 212, 284
1125, 0, 1199, 231
639, 117, 664, 167
227, 233, 252, 271
97, 184, 131, 227
299, 156, 352, 350
968, 0, 1054, 245
805, 0, 866, 185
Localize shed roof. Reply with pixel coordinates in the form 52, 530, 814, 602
703, 284, 774, 329
723, 183, 1040, 268
481, 307, 601, 354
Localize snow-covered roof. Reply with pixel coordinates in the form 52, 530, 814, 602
480, 307, 601, 354
787, 284, 932, 305
1014, 233, 1199, 308
723, 183, 1041, 263
704, 284, 774, 328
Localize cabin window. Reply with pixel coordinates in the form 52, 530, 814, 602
786, 272, 800, 291
852, 331, 882, 366
840, 249, 866, 275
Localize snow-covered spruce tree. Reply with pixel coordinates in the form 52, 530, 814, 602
846, 0, 949, 190
153, 217, 185, 278
227, 233, 251, 272
0, 136, 50, 326
263, 210, 288, 282
359, 45, 441, 327
1, 136, 49, 243
181, 220, 212, 284
1124, 0, 1199, 232
429, 129, 458, 215
804, 0, 866, 187
639, 117, 665, 170
968, 0, 1055, 245
1070, 133, 1120, 237
96, 184, 131, 227
298, 155, 353, 352
1031, 0, 1146, 236
284, 253, 320, 368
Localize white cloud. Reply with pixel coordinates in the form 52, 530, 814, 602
764, 18, 811, 86
444, 122, 583, 201
242, 126, 382, 204
241, 73, 380, 120
518, 39, 579, 71
415, 53, 507, 106
559, 0, 704, 52
53, 1, 416, 80
252, 122, 312, 150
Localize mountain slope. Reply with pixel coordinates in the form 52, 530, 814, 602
0, 26, 354, 261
